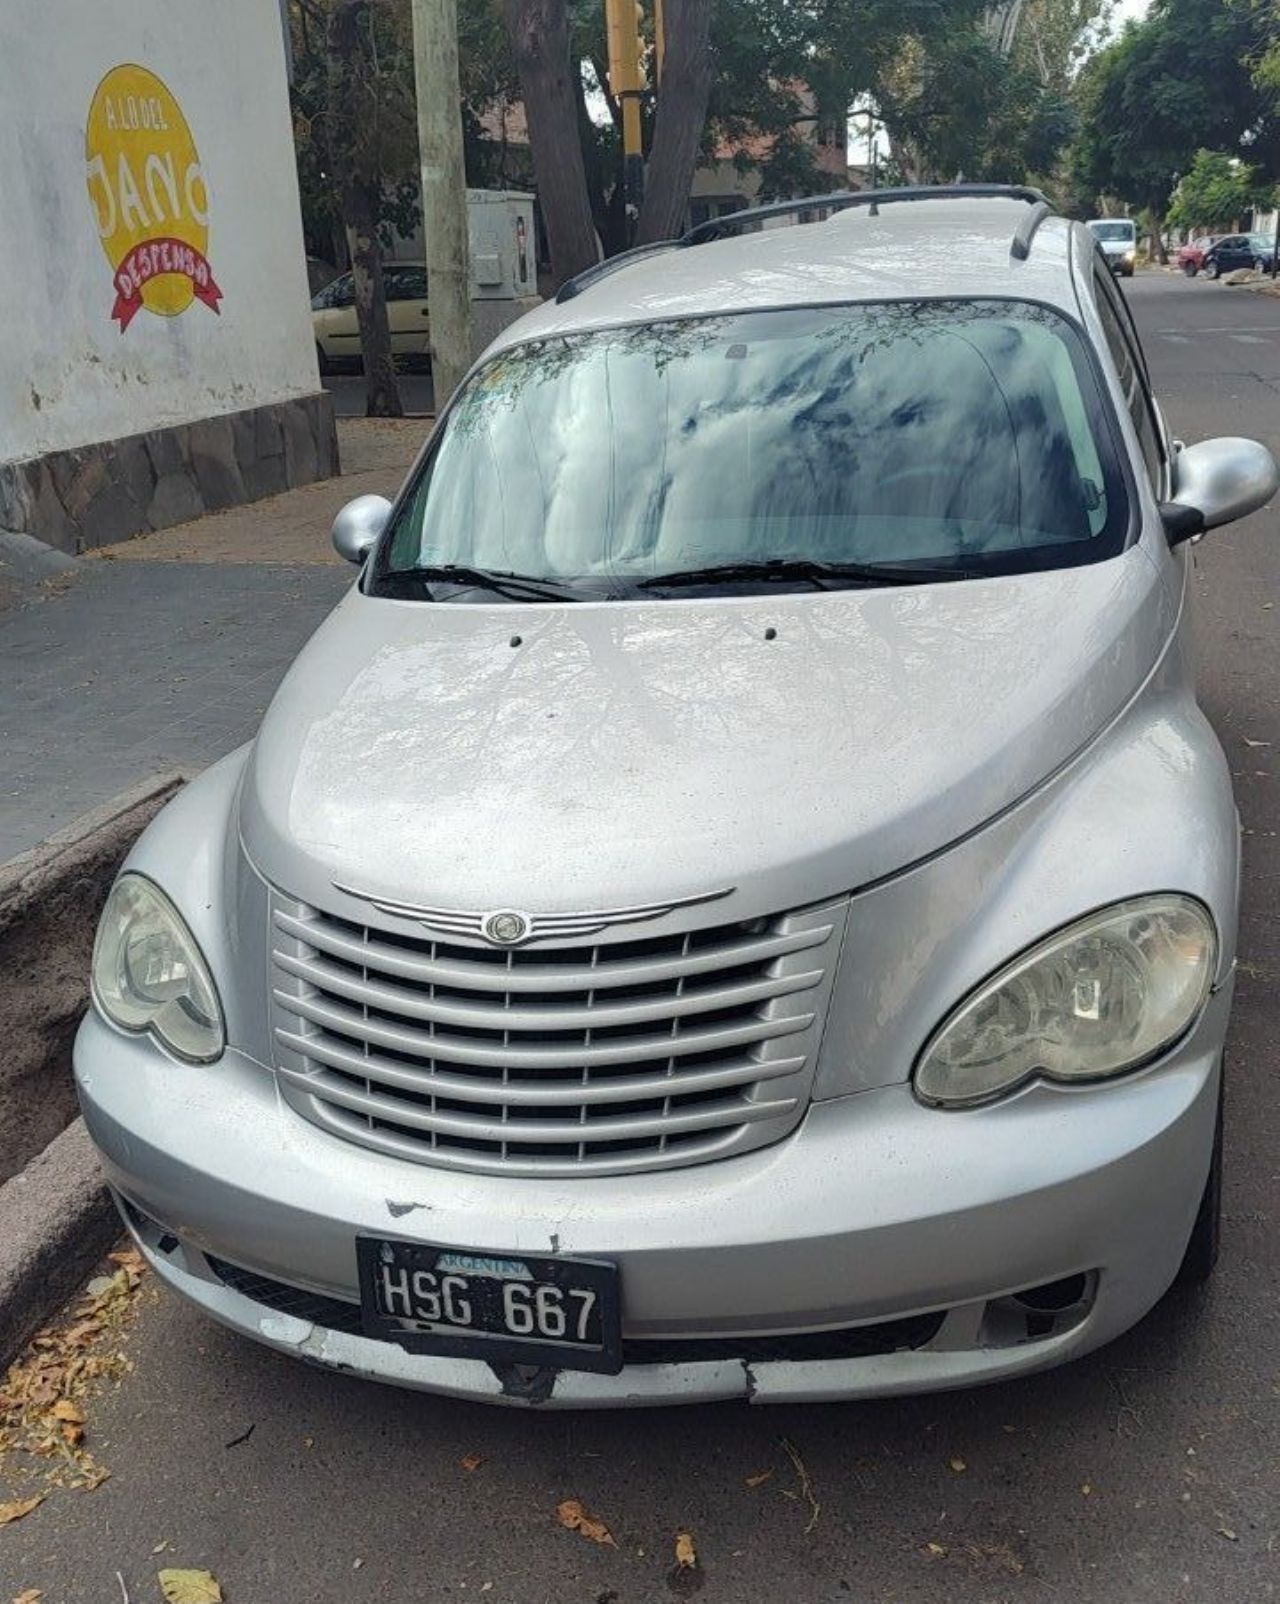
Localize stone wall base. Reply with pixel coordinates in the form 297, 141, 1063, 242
0, 392, 338, 555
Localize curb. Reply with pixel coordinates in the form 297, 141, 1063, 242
0, 774, 187, 1368
0, 1119, 117, 1368
0, 769, 186, 898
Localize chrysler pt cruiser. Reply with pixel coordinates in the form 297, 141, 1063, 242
77, 187, 1279, 1406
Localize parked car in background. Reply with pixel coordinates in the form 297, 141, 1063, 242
1199, 234, 1276, 279
80, 186, 1280, 1409
311, 266, 431, 372
1175, 237, 1220, 276
306, 255, 340, 298
1086, 217, 1137, 276
1249, 232, 1277, 273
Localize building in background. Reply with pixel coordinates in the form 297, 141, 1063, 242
688, 88, 850, 229
0, 0, 335, 555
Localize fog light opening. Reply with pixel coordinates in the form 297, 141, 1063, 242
118, 1193, 183, 1263
1011, 1273, 1090, 1315
979, 1272, 1096, 1349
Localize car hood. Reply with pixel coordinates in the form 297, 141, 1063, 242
240, 549, 1175, 921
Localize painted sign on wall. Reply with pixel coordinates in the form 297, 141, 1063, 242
85, 64, 222, 330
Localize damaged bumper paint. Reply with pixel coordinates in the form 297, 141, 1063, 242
75, 1003, 1224, 1407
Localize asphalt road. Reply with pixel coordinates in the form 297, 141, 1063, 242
8, 271, 1280, 1604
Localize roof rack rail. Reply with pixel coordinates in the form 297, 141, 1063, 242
550, 184, 1056, 307
555, 240, 681, 304
1010, 200, 1054, 261
679, 183, 1051, 246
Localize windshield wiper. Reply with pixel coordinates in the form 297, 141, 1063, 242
380, 564, 584, 602
636, 558, 978, 591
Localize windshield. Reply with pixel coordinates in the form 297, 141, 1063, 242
312, 273, 353, 310
370, 300, 1128, 601
1088, 221, 1135, 243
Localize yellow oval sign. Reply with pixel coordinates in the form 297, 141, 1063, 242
85, 64, 221, 328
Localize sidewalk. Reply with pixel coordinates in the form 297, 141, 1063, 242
0, 418, 425, 862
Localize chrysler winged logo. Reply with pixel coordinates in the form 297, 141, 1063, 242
332, 883, 735, 946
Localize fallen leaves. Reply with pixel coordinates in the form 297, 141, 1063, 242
157, 1571, 222, 1604
922, 1540, 1025, 1576
0, 1495, 44, 1526
556, 1498, 617, 1547
948, 1456, 968, 1474
674, 1531, 697, 1569
743, 1470, 773, 1489
13, 1590, 43, 1603
0, 1244, 147, 1502
779, 1437, 820, 1534
460, 1453, 484, 1473
966, 1541, 1025, 1576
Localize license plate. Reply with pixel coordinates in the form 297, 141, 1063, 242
356, 1237, 623, 1374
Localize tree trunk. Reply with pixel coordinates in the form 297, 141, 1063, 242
503, 0, 599, 287
576, 55, 627, 257
345, 176, 404, 417
327, 0, 402, 418
1149, 208, 1168, 266
636, 0, 714, 244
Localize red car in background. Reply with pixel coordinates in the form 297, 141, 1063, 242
1175, 237, 1220, 275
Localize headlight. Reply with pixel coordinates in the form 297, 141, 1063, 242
91, 873, 224, 1063
914, 896, 1216, 1109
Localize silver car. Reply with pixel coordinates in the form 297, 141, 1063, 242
77, 187, 1278, 1407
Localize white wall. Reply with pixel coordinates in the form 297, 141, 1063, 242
0, 0, 319, 461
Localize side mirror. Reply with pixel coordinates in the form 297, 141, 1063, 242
331, 494, 392, 564
1160, 437, 1279, 546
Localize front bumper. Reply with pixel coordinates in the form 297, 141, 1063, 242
75, 997, 1226, 1407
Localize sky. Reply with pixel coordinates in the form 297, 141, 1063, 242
1112, 0, 1151, 27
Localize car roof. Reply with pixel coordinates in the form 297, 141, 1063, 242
490, 197, 1085, 352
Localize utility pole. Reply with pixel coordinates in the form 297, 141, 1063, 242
411, 0, 472, 409
605, 0, 646, 240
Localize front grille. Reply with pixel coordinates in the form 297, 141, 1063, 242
269, 891, 845, 1176
205, 1255, 944, 1363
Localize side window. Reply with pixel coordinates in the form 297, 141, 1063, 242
397, 269, 428, 300
1094, 268, 1164, 494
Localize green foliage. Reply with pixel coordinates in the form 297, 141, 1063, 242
1167, 148, 1276, 229
288, 0, 420, 261
1013, 0, 1117, 93
879, 28, 1080, 182
1229, 0, 1280, 109
289, 0, 529, 264
1072, 0, 1277, 220
701, 0, 999, 196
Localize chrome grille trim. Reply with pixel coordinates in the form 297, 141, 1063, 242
269, 893, 847, 1177
276, 1028, 808, 1105
271, 907, 830, 993
273, 948, 825, 1032
275, 1066, 797, 1144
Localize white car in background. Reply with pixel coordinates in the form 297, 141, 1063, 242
311, 265, 431, 371
1087, 218, 1137, 277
